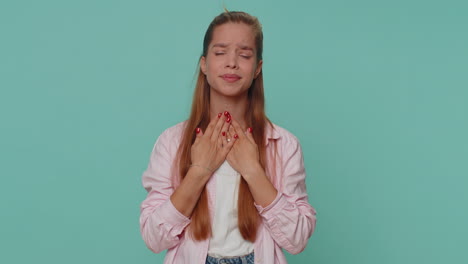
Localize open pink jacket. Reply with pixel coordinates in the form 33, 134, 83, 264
140, 121, 317, 264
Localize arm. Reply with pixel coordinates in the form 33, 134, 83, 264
140, 115, 234, 253
255, 136, 317, 254
171, 113, 234, 216
139, 129, 191, 253
227, 120, 317, 254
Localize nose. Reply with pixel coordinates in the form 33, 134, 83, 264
225, 51, 238, 69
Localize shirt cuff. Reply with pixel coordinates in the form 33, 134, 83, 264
157, 198, 191, 232
254, 192, 288, 219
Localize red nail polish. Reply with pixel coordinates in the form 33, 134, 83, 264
218, 113, 222, 118
196, 128, 201, 134
234, 134, 239, 139
226, 117, 231, 123
224, 111, 229, 116
222, 131, 226, 136
248, 127, 253, 133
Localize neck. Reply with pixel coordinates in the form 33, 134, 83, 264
209, 90, 249, 130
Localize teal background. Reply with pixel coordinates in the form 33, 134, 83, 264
1, 0, 467, 263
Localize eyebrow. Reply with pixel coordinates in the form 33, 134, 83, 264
211, 43, 254, 51
238, 44, 254, 51
212, 43, 228, 48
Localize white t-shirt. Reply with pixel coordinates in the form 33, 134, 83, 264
207, 160, 254, 257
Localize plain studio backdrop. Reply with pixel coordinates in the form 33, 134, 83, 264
0, 0, 467, 263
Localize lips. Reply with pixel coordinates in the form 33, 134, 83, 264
221, 74, 241, 83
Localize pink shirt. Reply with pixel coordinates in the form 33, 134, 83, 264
140, 121, 317, 264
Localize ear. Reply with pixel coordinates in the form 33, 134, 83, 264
254, 60, 263, 79
200, 56, 207, 75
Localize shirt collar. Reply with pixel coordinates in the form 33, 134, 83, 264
265, 123, 281, 146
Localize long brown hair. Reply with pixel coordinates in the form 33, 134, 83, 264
176, 11, 271, 242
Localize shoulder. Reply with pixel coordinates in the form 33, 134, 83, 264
153, 120, 188, 154
158, 120, 187, 141
267, 122, 301, 148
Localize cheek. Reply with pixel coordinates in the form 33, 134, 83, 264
206, 60, 221, 73
243, 60, 257, 73
246, 64, 257, 76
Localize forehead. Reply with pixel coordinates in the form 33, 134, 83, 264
210, 22, 256, 50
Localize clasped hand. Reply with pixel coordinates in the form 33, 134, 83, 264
191, 112, 260, 178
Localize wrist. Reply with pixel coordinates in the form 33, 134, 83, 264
190, 163, 214, 173
242, 163, 264, 183
187, 165, 213, 180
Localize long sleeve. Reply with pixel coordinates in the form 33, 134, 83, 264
255, 135, 317, 254
139, 128, 191, 253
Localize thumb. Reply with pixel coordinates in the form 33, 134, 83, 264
194, 127, 203, 143
245, 127, 255, 143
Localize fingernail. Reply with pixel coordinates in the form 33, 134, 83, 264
196, 127, 201, 134
224, 111, 229, 116
218, 113, 222, 118
222, 131, 226, 136
234, 134, 239, 139
248, 127, 253, 133
226, 117, 231, 123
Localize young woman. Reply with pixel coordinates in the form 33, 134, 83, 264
140, 11, 317, 264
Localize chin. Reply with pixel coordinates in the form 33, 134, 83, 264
221, 90, 249, 98
211, 86, 248, 98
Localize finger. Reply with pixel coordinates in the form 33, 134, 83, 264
221, 130, 228, 146
222, 130, 236, 154
245, 127, 256, 144
228, 120, 237, 134
228, 124, 236, 141
194, 127, 203, 144
230, 119, 246, 140
226, 128, 233, 145
211, 112, 228, 141
231, 129, 240, 145
218, 131, 224, 148
204, 113, 223, 137
218, 120, 229, 147
219, 117, 231, 140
